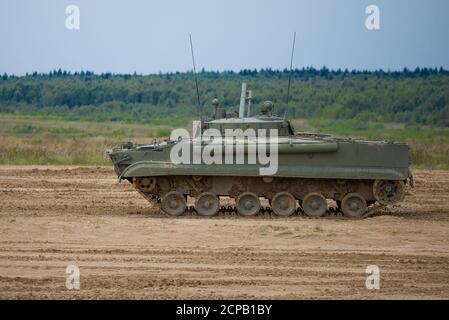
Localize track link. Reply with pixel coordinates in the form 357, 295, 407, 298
132, 183, 388, 219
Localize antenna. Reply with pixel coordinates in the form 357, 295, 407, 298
189, 34, 202, 120
284, 31, 296, 119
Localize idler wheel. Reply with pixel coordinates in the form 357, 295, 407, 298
341, 193, 367, 218
134, 177, 156, 193
195, 192, 220, 217
161, 191, 187, 216
236, 192, 260, 216
303, 193, 327, 218
271, 192, 296, 217
373, 180, 405, 205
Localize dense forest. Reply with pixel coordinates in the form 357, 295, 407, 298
1, 67, 448, 126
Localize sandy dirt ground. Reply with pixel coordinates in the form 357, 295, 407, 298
0, 166, 448, 299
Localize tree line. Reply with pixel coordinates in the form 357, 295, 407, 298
0, 67, 448, 126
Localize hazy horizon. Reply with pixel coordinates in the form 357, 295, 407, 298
3, 66, 449, 77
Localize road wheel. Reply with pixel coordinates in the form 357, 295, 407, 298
134, 177, 156, 193
341, 193, 367, 218
236, 192, 260, 216
271, 192, 296, 217
195, 192, 219, 217
303, 193, 327, 218
161, 191, 186, 216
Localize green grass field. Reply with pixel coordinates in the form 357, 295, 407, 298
0, 117, 182, 165
1, 116, 448, 169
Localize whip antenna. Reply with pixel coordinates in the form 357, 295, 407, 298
285, 31, 296, 119
189, 34, 202, 120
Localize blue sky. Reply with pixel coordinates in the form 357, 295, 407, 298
1, 0, 448, 75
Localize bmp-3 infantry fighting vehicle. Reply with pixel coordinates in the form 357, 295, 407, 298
107, 83, 413, 218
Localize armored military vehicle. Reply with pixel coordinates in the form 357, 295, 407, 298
107, 83, 413, 218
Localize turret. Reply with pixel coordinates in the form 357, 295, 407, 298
205, 83, 294, 136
